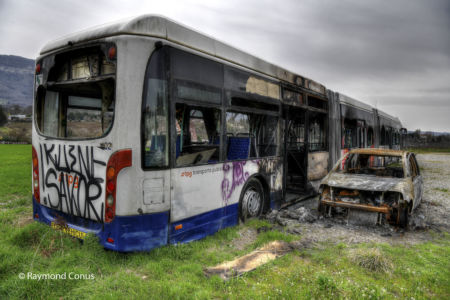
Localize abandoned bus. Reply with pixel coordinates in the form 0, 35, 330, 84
32, 15, 404, 252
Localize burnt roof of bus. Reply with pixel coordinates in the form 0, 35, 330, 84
39, 14, 326, 95
378, 109, 401, 124
338, 92, 402, 128
338, 93, 374, 113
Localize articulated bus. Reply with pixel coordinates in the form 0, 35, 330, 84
32, 15, 404, 251
333, 94, 404, 161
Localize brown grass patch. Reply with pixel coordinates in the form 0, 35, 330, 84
349, 247, 393, 273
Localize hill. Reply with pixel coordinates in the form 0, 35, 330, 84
0, 55, 34, 107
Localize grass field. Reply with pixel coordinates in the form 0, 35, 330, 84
406, 147, 450, 154
0, 144, 449, 299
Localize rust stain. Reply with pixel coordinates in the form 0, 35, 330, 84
321, 199, 391, 214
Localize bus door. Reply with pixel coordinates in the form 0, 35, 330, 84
169, 102, 225, 244
283, 105, 308, 200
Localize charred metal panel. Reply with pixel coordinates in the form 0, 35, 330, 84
340, 104, 374, 127
378, 110, 402, 130
307, 152, 329, 181
373, 108, 380, 148
318, 148, 421, 227
323, 173, 412, 197
283, 89, 304, 107
327, 90, 341, 168
304, 78, 326, 95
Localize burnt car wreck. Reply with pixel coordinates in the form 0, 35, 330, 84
318, 149, 423, 227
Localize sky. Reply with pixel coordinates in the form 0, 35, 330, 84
0, 0, 449, 132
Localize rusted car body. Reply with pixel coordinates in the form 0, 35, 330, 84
318, 149, 423, 226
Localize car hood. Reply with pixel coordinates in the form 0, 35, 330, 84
321, 173, 411, 194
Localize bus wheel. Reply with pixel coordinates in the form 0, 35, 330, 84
239, 178, 264, 222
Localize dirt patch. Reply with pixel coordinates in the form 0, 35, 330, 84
231, 227, 258, 250
205, 240, 291, 280
265, 153, 450, 245
16, 214, 33, 227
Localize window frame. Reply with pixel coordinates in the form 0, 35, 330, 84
35, 78, 116, 141
34, 43, 117, 141
225, 110, 279, 160
170, 83, 224, 168
140, 46, 170, 171
173, 102, 223, 167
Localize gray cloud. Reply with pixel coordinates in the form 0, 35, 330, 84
0, 0, 449, 131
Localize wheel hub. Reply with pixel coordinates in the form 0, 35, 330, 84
243, 188, 261, 217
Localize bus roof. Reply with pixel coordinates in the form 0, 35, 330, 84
338, 93, 374, 113
337, 93, 402, 128
378, 109, 400, 123
40, 14, 326, 95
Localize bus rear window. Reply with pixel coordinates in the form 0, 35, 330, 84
35, 45, 116, 139
35, 80, 115, 139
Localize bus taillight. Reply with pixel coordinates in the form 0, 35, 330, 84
105, 149, 132, 223
108, 46, 116, 60
32, 146, 40, 203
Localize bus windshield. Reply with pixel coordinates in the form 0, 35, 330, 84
35, 46, 116, 139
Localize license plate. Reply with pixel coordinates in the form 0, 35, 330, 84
51, 222, 87, 240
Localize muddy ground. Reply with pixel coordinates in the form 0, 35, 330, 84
262, 153, 450, 245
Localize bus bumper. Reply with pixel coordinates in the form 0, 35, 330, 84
32, 196, 169, 252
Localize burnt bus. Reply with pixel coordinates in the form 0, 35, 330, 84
327, 92, 405, 168
32, 15, 405, 251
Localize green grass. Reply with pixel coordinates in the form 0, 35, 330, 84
0, 145, 31, 204
406, 147, 450, 154
434, 188, 449, 193
1, 144, 450, 299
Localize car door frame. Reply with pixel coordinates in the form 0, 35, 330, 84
408, 153, 423, 212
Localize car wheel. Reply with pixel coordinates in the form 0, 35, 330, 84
239, 178, 264, 222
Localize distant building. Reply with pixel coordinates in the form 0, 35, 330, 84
9, 114, 32, 122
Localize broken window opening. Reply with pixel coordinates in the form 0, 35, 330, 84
226, 111, 278, 159
308, 112, 326, 152
36, 79, 115, 139
35, 45, 116, 140
308, 96, 328, 111
342, 119, 357, 149
367, 127, 374, 147
176, 103, 221, 166
341, 154, 404, 178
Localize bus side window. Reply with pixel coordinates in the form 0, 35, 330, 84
142, 48, 169, 168
226, 111, 278, 159
175, 103, 221, 166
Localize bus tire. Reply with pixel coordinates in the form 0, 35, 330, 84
239, 178, 264, 223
